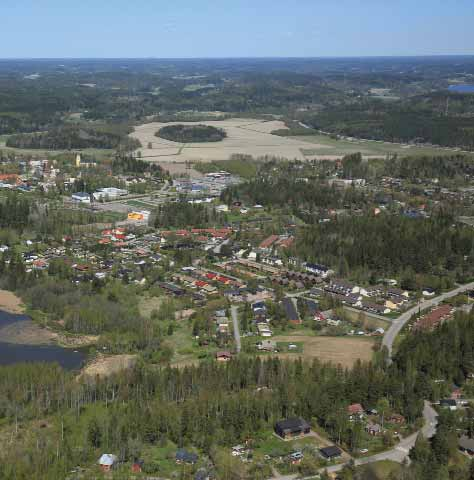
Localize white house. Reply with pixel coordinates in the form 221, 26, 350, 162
71, 192, 91, 204
93, 187, 128, 201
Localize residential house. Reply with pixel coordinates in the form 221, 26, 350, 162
361, 285, 384, 298
440, 399, 457, 411
257, 324, 273, 337
361, 301, 391, 315
388, 414, 406, 425
327, 279, 359, 296
258, 340, 277, 352
216, 351, 232, 362
274, 417, 310, 439
131, 460, 144, 473
216, 317, 230, 334
451, 386, 463, 400
259, 235, 279, 252
176, 449, 198, 465
414, 304, 453, 332
459, 435, 474, 455
71, 192, 91, 204
366, 423, 383, 436
347, 403, 364, 418
385, 296, 405, 310
319, 446, 342, 460
305, 263, 333, 278
387, 287, 410, 299
98, 454, 118, 472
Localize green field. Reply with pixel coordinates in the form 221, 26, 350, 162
292, 134, 474, 158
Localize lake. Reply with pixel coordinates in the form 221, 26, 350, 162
448, 85, 474, 93
0, 311, 85, 370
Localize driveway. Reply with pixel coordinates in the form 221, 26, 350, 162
231, 305, 242, 353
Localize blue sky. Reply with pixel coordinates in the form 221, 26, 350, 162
1, 0, 473, 58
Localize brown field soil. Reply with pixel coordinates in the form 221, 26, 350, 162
156, 161, 203, 178
131, 118, 327, 162
0, 290, 25, 314
271, 335, 375, 368
81, 354, 137, 378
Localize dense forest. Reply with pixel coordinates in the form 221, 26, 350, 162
111, 155, 165, 177
154, 202, 225, 228
156, 124, 227, 143
6, 125, 140, 151
221, 168, 368, 213
306, 99, 474, 150
5, 307, 474, 478
295, 213, 474, 282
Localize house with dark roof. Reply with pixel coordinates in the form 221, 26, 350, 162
440, 398, 457, 410
274, 417, 310, 439
319, 446, 342, 460
176, 449, 198, 465
305, 263, 333, 278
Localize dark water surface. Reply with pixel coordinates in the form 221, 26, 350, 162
0, 310, 85, 370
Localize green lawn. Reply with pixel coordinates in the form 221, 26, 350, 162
355, 460, 402, 479
252, 431, 322, 460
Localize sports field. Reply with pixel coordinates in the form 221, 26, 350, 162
271, 335, 375, 368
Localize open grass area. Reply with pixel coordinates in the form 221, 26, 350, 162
271, 334, 376, 368
343, 307, 390, 330
292, 133, 474, 159
355, 460, 402, 479
252, 432, 323, 460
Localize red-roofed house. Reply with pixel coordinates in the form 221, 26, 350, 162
347, 403, 364, 416
259, 235, 279, 250
414, 304, 453, 332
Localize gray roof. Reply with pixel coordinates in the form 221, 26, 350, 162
459, 435, 474, 452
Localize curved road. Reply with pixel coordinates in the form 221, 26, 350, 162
382, 282, 474, 358
271, 283, 474, 479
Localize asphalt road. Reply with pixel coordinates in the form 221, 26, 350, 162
324, 402, 438, 474
382, 282, 474, 358
268, 282, 474, 480
231, 305, 242, 353
269, 402, 438, 480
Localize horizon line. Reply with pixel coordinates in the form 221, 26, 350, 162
1, 54, 474, 61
